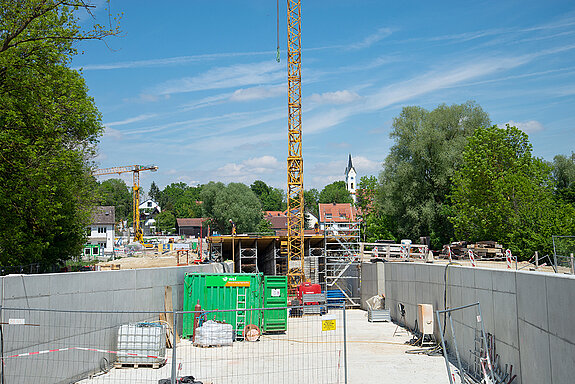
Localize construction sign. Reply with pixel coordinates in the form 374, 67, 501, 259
321, 315, 336, 331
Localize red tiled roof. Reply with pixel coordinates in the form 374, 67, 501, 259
318, 203, 357, 222
264, 216, 288, 230
264, 211, 286, 217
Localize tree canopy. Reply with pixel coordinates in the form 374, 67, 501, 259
96, 179, 132, 222
156, 182, 202, 218
552, 153, 575, 205
201, 182, 262, 234
250, 180, 285, 211
0, 1, 118, 266
318, 181, 353, 204
450, 125, 575, 258
378, 101, 491, 248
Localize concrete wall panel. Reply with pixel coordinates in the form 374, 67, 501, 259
518, 319, 551, 383
493, 291, 519, 348
516, 272, 548, 330
549, 333, 575, 384
545, 274, 575, 344
474, 268, 493, 290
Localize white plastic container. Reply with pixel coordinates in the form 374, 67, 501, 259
116, 322, 167, 366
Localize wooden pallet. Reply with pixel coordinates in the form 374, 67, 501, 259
114, 362, 163, 369
193, 343, 229, 348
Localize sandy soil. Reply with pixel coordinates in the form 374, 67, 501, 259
97, 250, 199, 270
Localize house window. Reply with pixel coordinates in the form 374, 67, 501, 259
147, 201, 152, 207
351, 183, 354, 189
98, 227, 106, 234
84, 248, 91, 255
325, 213, 332, 220
93, 247, 99, 255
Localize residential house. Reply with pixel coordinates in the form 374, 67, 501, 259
318, 202, 358, 231
84, 206, 115, 259
139, 199, 161, 235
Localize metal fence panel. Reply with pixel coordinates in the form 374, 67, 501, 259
0, 305, 346, 384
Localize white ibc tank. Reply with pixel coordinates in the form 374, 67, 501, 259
117, 322, 167, 365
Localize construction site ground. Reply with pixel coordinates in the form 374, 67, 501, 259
80, 309, 453, 384
98, 250, 570, 274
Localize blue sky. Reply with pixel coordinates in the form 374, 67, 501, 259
73, 0, 575, 193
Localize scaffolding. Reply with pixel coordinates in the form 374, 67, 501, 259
237, 238, 258, 273
324, 221, 361, 306
206, 232, 361, 306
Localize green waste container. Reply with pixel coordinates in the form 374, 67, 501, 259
183, 273, 263, 339
262, 275, 288, 333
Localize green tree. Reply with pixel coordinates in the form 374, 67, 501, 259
318, 181, 353, 204
250, 180, 285, 211
158, 182, 202, 218
148, 181, 161, 203
552, 153, 575, 204
201, 182, 262, 234
450, 125, 575, 258
303, 188, 319, 228
155, 211, 176, 234
379, 101, 490, 248
356, 175, 378, 212
96, 179, 131, 221
0, 1, 118, 266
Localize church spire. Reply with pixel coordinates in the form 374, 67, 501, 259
345, 153, 355, 176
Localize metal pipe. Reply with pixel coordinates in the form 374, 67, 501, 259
343, 304, 348, 384
436, 301, 480, 314
436, 310, 454, 384
571, 253, 574, 275
171, 308, 177, 384
448, 312, 465, 383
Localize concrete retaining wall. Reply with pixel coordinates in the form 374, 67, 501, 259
371, 262, 575, 384
360, 262, 385, 310
0, 262, 232, 383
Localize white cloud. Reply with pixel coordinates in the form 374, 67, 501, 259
229, 85, 285, 102
103, 127, 123, 139
309, 90, 361, 105
244, 155, 281, 169
349, 27, 393, 50
75, 50, 271, 71
105, 114, 157, 127
216, 156, 282, 181
151, 61, 284, 96
353, 156, 383, 174
500, 120, 545, 134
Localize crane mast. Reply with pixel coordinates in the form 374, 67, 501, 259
286, 0, 305, 294
92, 165, 158, 243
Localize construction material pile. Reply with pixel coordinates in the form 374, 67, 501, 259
442, 241, 504, 260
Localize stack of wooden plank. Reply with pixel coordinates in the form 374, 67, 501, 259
442, 241, 504, 259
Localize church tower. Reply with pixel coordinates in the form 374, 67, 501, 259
345, 154, 357, 203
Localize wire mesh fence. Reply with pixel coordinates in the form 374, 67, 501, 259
0, 305, 346, 384
552, 235, 575, 272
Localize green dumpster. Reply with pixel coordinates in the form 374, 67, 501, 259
262, 275, 288, 333
183, 273, 263, 339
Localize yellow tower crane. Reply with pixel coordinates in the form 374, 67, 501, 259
92, 165, 158, 243
286, 0, 305, 294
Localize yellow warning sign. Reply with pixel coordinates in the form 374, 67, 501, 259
322, 318, 336, 331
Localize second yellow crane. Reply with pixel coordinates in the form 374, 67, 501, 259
92, 165, 158, 243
